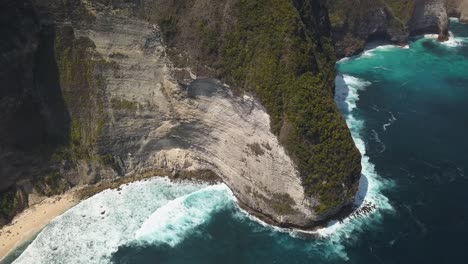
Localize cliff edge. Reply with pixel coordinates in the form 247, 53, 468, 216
328, 0, 454, 57
0, 0, 361, 228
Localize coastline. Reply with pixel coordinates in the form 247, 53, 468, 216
0, 192, 79, 260
0, 169, 221, 261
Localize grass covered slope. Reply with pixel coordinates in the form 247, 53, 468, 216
145, 0, 361, 214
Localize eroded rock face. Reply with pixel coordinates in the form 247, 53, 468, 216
448, 0, 468, 22
72, 12, 318, 226
409, 0, 449, 40
328, 0, 452, 57
1, 0, 357, 228
327, 0, 408, 58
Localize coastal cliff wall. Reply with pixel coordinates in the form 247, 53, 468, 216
448, 0, 468, 22
409, 0, 448, 39
0, 0, 360, 228
328, 0, 453, 57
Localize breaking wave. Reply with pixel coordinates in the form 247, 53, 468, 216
311, 74, 394, 238
134, 185, 234, 247
12, 73, 395, 264
11, 178, 217, 264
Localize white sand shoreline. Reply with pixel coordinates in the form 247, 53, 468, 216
0, 192, 80, 260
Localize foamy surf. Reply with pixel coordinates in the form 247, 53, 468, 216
233, 73, 393, 250
424, 31, 467, 47
134, 185, 234, 247
11, 47, 403, 264
359, 44, 399, 59
11, 178, 211, 264
11, 75, 394, 264
310, 74, 394, 238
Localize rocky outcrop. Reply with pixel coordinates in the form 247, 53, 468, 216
69, 12, 319, 226
409, 0, 449, 40
448, 0, 468, 22
141, 0, 361, 222
327, 0, 409, 58
0, 0, 361, 228
328, 0, 453, 57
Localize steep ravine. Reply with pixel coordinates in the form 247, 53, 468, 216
0, 0, 360, 228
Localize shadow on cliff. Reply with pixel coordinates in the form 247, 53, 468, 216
0, 0, 71, 224
33, 24, 71, 148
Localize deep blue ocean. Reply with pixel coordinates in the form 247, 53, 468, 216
4, 19, 468, 264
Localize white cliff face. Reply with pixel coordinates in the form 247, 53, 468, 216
409, 0, 449, 38
448, 0, 468, 22
74, 12, 317, 227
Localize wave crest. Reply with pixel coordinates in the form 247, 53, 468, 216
134, 185, 234, 247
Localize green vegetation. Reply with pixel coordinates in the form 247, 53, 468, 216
197, 20, 220, 58
111, 98, 140, 111
270, 193, 296, 215
54, 26, 110, 162
328, 0, 415, 28
327, 0, 348, 27
0, 190, 17, 220
109, 52, 128, 59
327, 0, 416, 57
214, 0, 360, 212
159, 16, 177, 38
383, 0, 416, 24
33, 170, 67, 196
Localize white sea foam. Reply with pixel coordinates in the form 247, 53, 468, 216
12, 178, 212, 264
424, 31, 467, 47
360, 44, 398, 59
383, 111, 397, 131
236, 73, 394, 253
443, 32, 464, 47
14, 54, 400, 264
334, 75, 370, 115
308, 74, 394, 241
423, 33, 440, 40
134, 184, 234, 247
371, 129, 386, 153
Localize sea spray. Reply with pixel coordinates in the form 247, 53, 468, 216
12, 178, 210, 264
312, 73, 394, 238
134, 185, 234, 247
11, 56, 397, 264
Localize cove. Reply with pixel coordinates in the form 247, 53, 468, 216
4, 19, 468, 264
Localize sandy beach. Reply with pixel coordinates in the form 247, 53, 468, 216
0, 192, 80, 260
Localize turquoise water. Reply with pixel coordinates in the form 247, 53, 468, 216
5, 19, 468, 264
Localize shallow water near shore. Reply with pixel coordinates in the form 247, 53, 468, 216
6, 19, 468, 263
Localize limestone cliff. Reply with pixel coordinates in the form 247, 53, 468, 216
448, 0, 468, 22
0, 0, 360, 228
328, 0, 451, 57
409, 0, 448, 40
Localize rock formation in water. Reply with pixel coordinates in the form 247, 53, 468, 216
410, 0, 449, 40
448, 0, 468, 22
327, 0, 456, 57
0, 0, 361, 228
